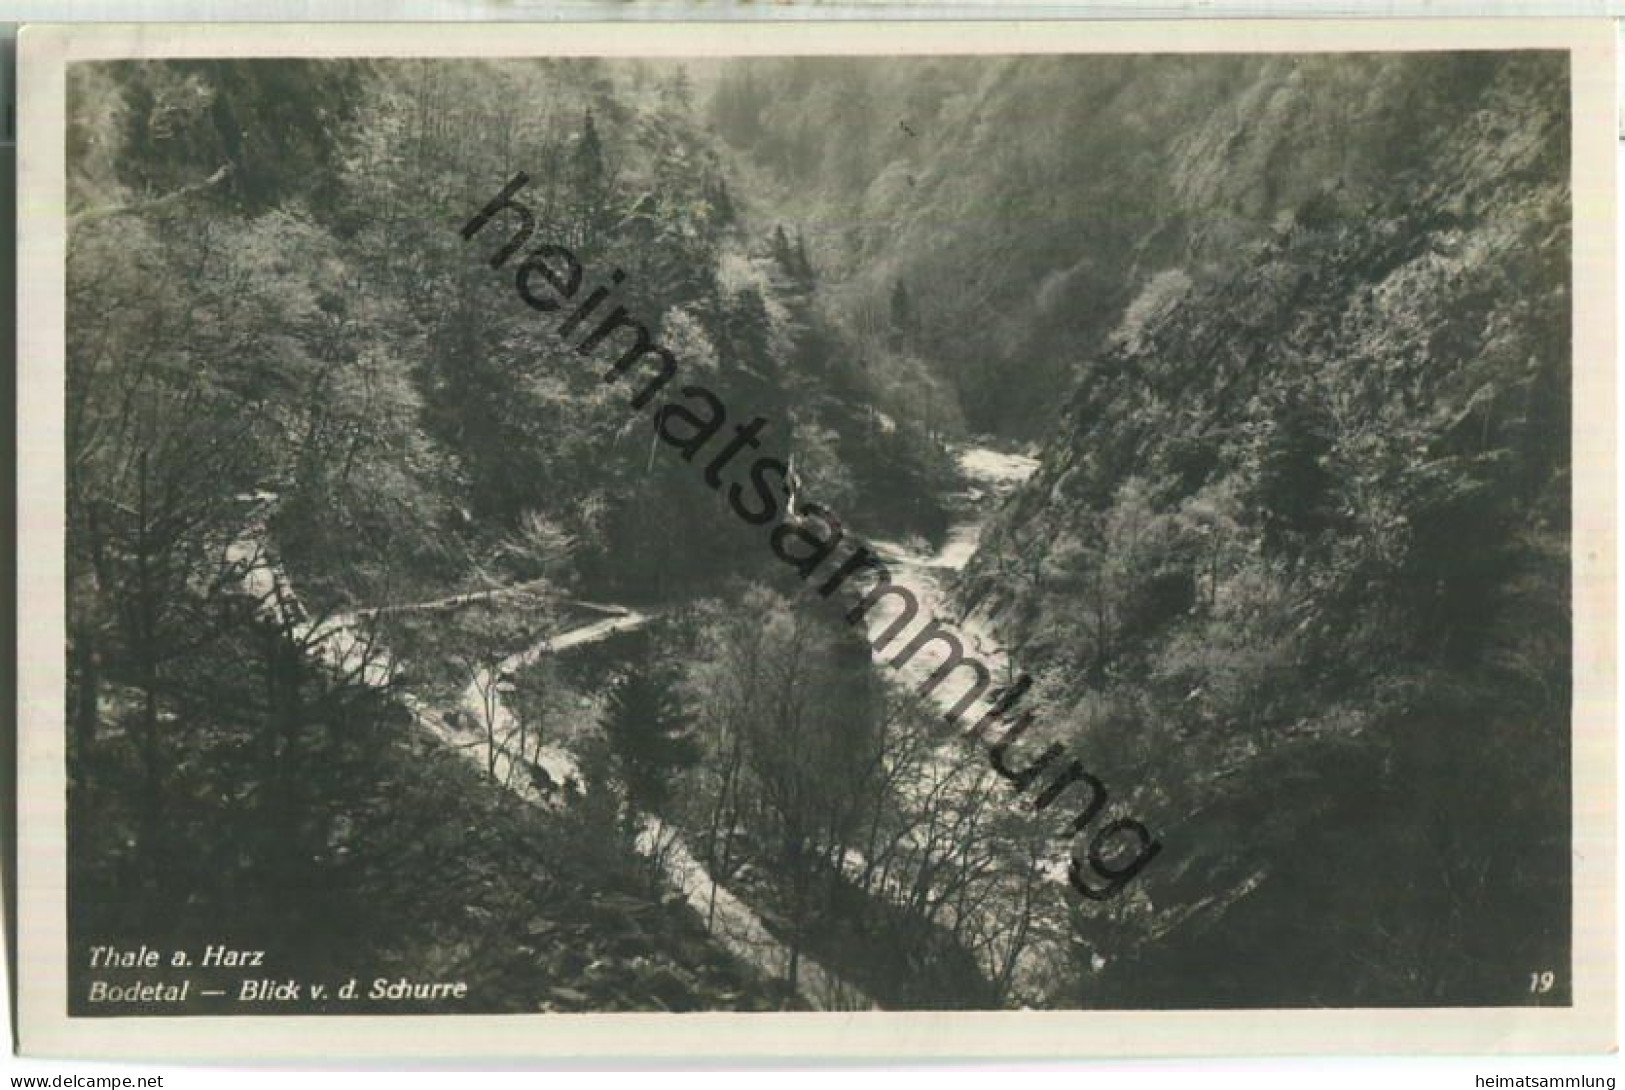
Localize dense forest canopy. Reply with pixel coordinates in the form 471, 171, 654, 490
706, 53, 1553, 440
65, 50, 1570, 1012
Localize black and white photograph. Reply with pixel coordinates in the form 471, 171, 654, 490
14, 18, 1616, 1059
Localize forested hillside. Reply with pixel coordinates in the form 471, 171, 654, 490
64, 50, 1572, 1013
709, 54, 1559, 442
66, 57, 819, 1013
64, 54, 988, 1014
955, 52, 1572, 1004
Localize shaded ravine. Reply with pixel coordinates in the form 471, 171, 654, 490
224, 503, 872, 1011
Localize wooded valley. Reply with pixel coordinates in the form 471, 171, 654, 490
64, 51, 1571, 1012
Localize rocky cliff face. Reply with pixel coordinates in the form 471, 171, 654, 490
961, 53, 1572, 1006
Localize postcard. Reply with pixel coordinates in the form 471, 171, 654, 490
14, 17, 1616, 1060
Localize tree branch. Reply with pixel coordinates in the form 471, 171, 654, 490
69, 164, 234, 230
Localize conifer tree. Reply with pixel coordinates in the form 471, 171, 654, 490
771, 223, 796, 274
793, 228, 816, 283
889, 278, 915, 349
571, 108, 612, 244
603, 636, 698, 818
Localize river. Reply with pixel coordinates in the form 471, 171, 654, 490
866, 446, 1039, 693
227, 443, 1036, 1011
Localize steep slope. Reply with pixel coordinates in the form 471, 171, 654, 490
710, 53, 1562, 442
959, 52, 1571, 1006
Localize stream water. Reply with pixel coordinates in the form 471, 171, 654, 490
227, 444, 1036, 1012
866, 446, 1039, 693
